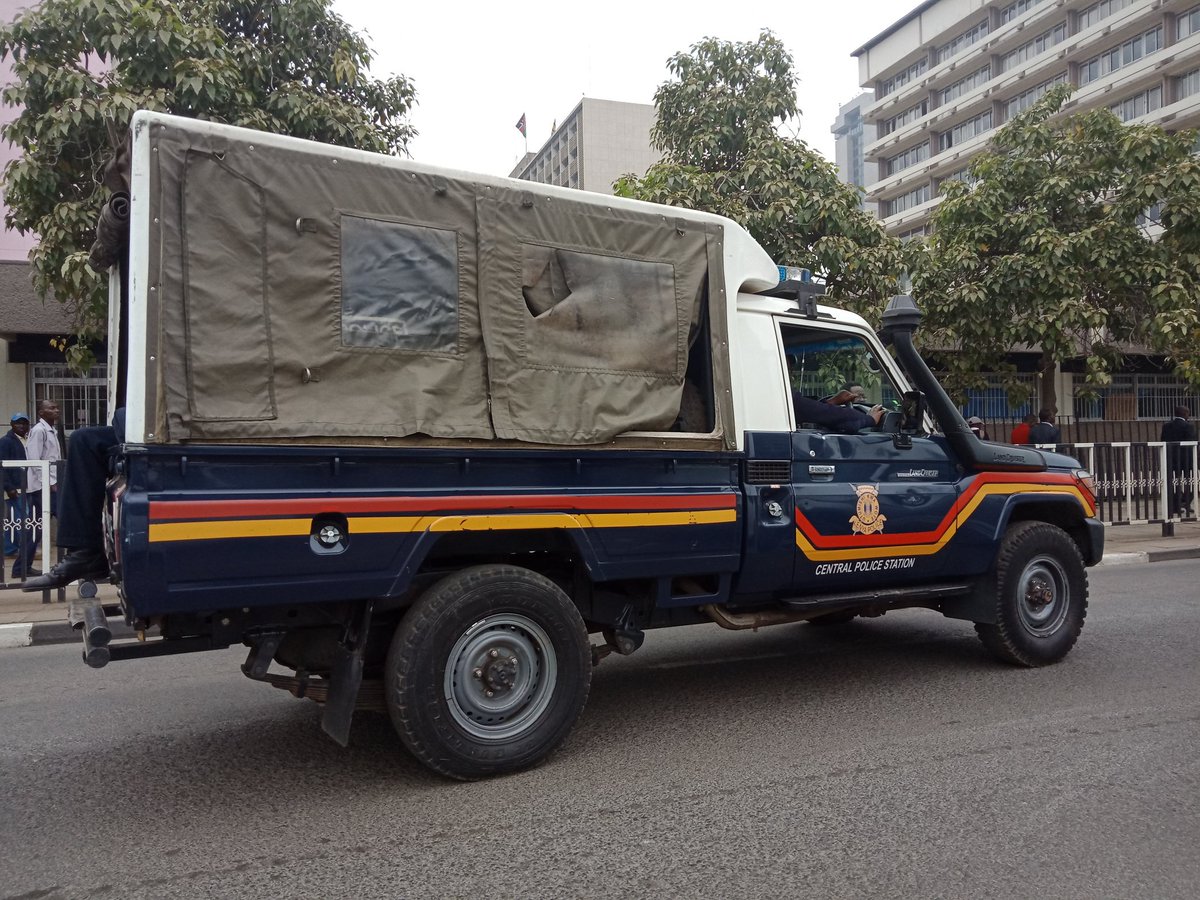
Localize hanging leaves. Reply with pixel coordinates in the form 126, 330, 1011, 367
613, 31, 908, 317
1, 0, 417, 370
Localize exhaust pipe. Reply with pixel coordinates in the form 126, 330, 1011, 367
81, 604, 112, 669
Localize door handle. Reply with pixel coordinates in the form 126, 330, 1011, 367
808, 464, 835, 481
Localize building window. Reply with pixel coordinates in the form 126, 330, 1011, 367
940, 66, 992, 106
1074, 373, 1199, 420
998, 21, 1067, 73
885, 141, 930, 176
1078, 0, 1132, 32
883, 184, 932, 217
1000, 0, 1046, 24
936, 20, 989, 64
896, 225, 930, 242
1078, 26, 1162, 85
879, 58, 928, 98
1180, 6, 1200, 40
881, 99, 929, 136
1176, 67, 1200, 101
29, 364, 108, 434
1110, 85, 1162, 121
1007, 72, 1068, 118
936, 168, 978, 194
938, 110, 994, 151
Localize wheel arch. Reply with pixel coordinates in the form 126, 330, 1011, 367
389, 526, 604, 597
1001, 496, 1097, 567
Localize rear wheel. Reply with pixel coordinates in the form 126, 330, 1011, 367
974, 521, 1087, 667
385, 564, 591, 779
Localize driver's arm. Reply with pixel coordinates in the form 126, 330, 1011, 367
794, 394, 883, 433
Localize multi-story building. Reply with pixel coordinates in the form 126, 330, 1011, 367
851, 0, 1200, 428
510, 98, 659, 194
854, 0, 1200, 239
831, 92, 879, 215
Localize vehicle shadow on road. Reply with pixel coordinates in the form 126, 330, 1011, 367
1, 611, 1036, 840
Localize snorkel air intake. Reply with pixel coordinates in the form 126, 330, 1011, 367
879, 296, 1046, 473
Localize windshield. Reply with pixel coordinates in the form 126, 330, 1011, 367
781, 323, 900, 409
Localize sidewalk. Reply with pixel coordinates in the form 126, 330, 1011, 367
2, 521, 1199, 649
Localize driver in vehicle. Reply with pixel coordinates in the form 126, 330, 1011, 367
794, 390, 885, 434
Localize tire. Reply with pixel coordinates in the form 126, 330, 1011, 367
974, 521, 1087, 667
385, 564, 591, 780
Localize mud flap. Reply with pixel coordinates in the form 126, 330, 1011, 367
939, 582, 998, 625
320, 601, 373, 747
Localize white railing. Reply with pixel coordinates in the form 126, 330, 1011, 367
1036, 441, 1199, 525
1, 459, 55, 588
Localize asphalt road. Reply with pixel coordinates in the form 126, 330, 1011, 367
1, 561, 1198, 900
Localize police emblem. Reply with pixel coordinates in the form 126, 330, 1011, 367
849, 484, 887, 535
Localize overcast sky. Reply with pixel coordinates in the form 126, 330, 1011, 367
332, 0, 914, 176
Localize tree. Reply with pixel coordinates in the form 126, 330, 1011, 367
614, 31, 906, 314
912, 85, 1200, 412
1, 0, 417, 369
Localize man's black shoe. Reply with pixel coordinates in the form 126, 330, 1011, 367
21, 550, 107, 592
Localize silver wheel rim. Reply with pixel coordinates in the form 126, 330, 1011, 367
1016, 554, 1070, 636
443, 613, 557, 742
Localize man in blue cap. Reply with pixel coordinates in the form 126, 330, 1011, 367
1, 413, 31, 577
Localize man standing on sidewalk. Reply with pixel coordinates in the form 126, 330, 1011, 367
23, 400, 62, 575
1, 414, 31, 579
1161, 405, 1197, 517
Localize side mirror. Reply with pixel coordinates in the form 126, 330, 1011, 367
901, 390, 926, 433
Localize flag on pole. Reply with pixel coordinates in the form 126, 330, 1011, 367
515, 113, 527, 137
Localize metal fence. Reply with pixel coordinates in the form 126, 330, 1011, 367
0, 459, 62, 599
1036, 441, 1198, 525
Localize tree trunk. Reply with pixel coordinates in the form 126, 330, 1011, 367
1039, 350, 1058, 417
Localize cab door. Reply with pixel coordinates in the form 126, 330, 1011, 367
778, 320, 962, 596
790, 430, 962, 595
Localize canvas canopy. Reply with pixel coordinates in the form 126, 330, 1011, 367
134, 115, 731, 446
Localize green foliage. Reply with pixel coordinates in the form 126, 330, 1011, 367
1, 0, 416, 370
614, 31, 907, 317
913, 85, 1200, 409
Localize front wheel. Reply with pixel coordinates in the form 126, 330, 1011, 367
974, 521, 1087, 667
385, 564, 591, 780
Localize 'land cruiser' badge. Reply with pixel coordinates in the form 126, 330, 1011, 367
850, 484, 887, 535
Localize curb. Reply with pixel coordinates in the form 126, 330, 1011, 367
1095, 552, 1149, 567
0, 617, 135, 650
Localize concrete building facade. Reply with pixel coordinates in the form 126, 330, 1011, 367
509, 98, 659, 195
854, 0, 1200, 238
831, 92, 879, 215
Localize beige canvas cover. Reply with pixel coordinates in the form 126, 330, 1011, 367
138, 117, 727, 445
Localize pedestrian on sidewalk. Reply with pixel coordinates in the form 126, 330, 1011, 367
19, 400, 62, 577
1010, 413, 1036, 444
1161, 405, 1197, 517
21, 410, 122, 591
1028, 408, 1061, 445
1, 413, 31, 578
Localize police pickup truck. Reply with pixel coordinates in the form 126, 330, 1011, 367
78, 112, 1102, 779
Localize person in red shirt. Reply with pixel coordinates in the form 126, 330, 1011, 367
1010, 413, 1036, 444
